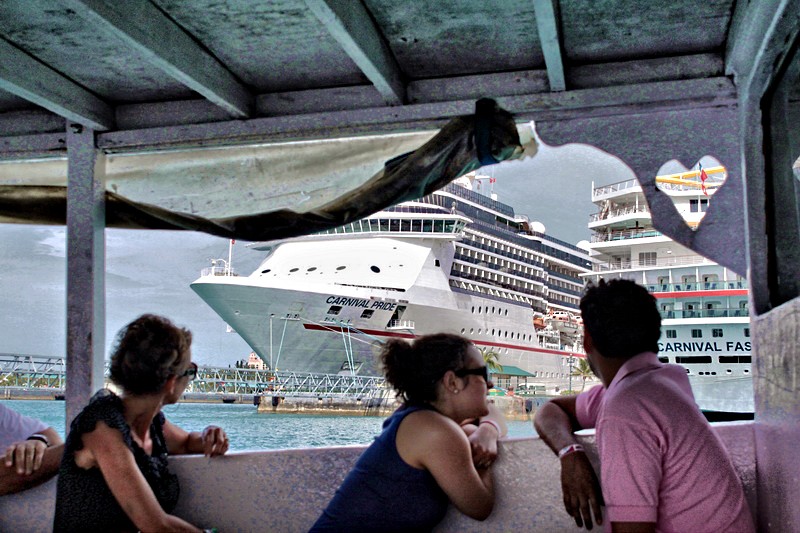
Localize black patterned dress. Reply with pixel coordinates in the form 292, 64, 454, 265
53, 389, 180, 532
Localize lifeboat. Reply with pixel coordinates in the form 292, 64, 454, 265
546, 310, 582, 336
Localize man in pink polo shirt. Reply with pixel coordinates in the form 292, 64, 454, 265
535, 279, 753, 532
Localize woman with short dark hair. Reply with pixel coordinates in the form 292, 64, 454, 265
54, 314, 229, 533
310, 333, 506, 532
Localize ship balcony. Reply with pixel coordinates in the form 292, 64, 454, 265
590, 227, 662, 243
591, 177, 642, 201
647, 280, 748, 293
386, 319, 415, 330
588, 204, 651, 229
588, 253, 721, 272
660, 306, 750, 319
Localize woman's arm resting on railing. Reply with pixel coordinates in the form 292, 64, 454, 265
461, 403, 507, 468
162, 420, 229, 457
83, 421, 203, 533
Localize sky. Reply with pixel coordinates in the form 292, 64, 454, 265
0, 137, 636, 367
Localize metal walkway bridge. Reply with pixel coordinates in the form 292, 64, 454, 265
0, 353, 389, 400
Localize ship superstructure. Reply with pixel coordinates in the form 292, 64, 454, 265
191, 173, 591, 391
583, 167, 753, 413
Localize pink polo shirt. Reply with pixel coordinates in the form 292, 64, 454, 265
576, 352, 754, 533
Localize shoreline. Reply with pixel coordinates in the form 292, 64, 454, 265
1, 388, 551, 420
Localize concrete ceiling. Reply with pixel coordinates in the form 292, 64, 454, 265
0, 0, 742, 155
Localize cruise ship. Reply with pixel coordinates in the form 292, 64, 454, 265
582, 166, 753, 414
191, 173, 592, 391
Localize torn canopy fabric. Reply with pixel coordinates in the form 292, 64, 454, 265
0, 100, 536, 242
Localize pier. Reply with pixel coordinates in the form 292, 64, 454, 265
1, 353, 388, 398
1, 353, 533, 419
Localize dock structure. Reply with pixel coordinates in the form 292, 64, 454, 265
0, 353, 391, 405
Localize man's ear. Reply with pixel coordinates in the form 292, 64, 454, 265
583, 329, 594, 355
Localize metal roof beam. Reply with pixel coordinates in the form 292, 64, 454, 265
533, 0, 566, 92
94, 77, 735, 153
0, 37, 114, 131
304, 0, 406, 105
70, 0, 253, 118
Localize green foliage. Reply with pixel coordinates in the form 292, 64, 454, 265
479, 347, 503, 372
571, 358, 594, 391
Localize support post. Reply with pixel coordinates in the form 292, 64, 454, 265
65, 122, 106, 427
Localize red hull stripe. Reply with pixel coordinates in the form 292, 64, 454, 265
653, 289, 748, 299
301, 323, 582, 358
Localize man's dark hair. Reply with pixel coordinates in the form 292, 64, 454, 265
580, 279, 661, 359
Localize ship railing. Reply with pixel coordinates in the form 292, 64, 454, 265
645, 280, 748, 293
386, 320, 415, 330
591, 254, 720, 271
592, 178, 641, 198
660, 307, 750, 319
453, 252, 547, 283
590, 228, 661, 242
589, 204, 650, 222
200, 266, 238, 277
450, 271, 546, 299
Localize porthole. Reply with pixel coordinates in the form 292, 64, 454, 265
371, 265, 381, 273
261, 269, 271, 274
289, 268, 299, 273
336, 266, 346, 270
478, 329, 482, 334
307, 267, 317, 272
461, 328, 466, 334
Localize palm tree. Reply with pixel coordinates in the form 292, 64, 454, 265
571, 358, 594, 391
479, 347, 503, 374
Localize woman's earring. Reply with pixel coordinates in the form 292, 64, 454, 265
453, 389, 459, 394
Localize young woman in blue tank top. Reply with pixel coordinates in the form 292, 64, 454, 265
310, 333, 506, 533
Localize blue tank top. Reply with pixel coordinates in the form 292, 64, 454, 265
309, 404, 449, 533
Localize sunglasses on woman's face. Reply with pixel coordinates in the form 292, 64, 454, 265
455, 365, 489, 383
179, 362, 198, 381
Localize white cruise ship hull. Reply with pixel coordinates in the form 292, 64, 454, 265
192, 177, 594, 391
192, 260, 577, 380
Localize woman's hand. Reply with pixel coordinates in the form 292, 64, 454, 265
467, 422, 499, 470
4, 439, 47, 475
200, 426, 229, 457
163, 420, 228, 457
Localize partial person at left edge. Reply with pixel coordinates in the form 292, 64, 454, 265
54, 314, 229, 533
0, 403, 64, 495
